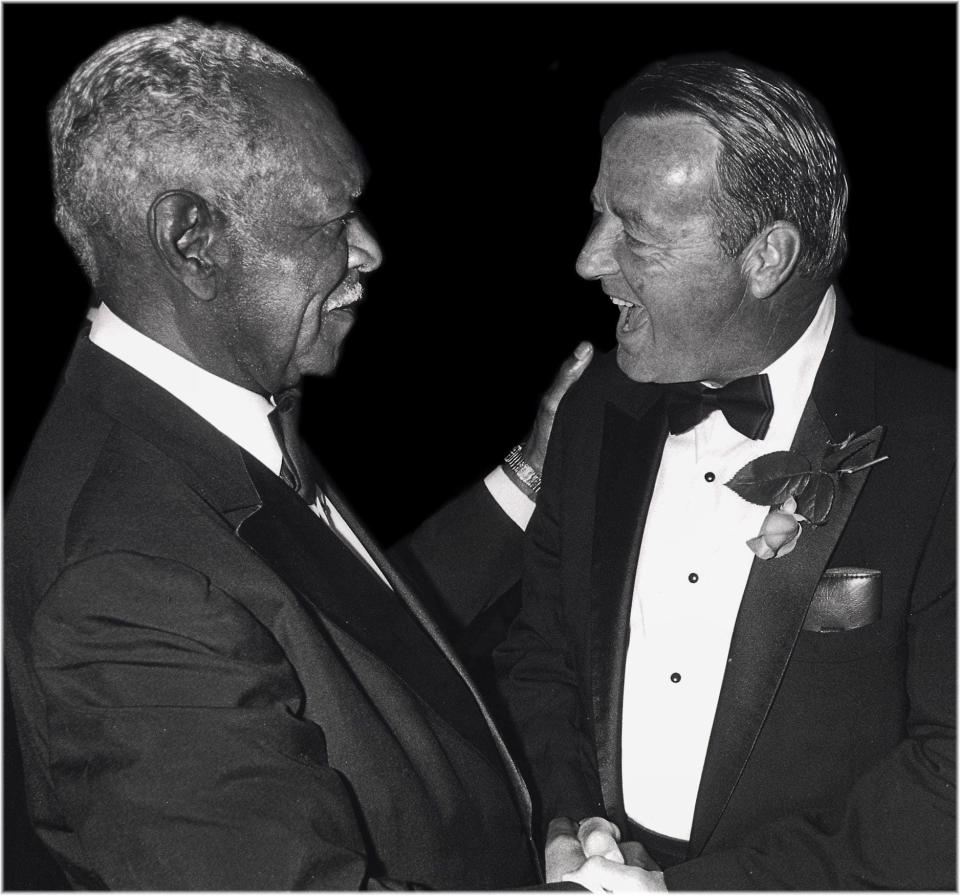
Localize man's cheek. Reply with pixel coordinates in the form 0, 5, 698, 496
312, 235, 349, 272
618, 251, 666, 283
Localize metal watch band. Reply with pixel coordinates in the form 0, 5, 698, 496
504, 444, 542, 494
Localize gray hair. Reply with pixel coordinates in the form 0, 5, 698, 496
49, 19, 310, 279
602, 55, 849, 280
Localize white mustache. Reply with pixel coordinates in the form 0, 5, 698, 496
323, 280, 364, 311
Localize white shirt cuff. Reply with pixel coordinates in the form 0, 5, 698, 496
484, 465, 536, 531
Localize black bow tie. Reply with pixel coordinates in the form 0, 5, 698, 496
663, 373, 774, 440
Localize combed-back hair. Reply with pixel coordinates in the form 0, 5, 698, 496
49, 18, 311, 278
601, 54, 848, 280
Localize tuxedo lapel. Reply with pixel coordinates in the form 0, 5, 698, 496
591, 393, 668, 825
317, 473, 535, 834
689, 314, 885, 855
236, 460, 503, 754
237, 458, 534, 836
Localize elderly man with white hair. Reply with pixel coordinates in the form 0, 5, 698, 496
4, 19, 598, 889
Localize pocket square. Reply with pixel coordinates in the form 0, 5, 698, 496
803, 567, 882, 632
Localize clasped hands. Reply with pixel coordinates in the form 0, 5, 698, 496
546, 816, 666, 892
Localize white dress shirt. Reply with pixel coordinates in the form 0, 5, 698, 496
620, 288, 836, 840
89, 304, 531, 587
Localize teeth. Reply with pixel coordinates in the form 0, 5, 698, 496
610, 297, 632, 308
325, 281, 363, 311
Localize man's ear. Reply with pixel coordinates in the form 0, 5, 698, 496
148, 190, 219, 302
741, 222, 801, 300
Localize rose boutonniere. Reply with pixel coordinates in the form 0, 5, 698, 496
746, 496, 806, 559
726, 426, 888, 560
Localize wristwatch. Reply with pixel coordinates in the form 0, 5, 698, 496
503, 444, 542, 495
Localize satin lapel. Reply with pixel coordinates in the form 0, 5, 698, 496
591, 395, 668, 825
234, 462, 408, 662
235, 460, 496, 748
316, 473, 536, 840
688, 398, 886, 855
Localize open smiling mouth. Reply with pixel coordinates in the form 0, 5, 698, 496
608, 295, 649, 335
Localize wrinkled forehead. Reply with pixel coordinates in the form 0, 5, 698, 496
595, 113, 720, 217
250, 74, 367, 210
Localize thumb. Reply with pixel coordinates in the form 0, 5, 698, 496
566, 341, 594, 376
578, 816, 623, 862
544, 341, 594, 409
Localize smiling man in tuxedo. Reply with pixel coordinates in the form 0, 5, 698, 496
3, 20, 602, 889
496, 55, 955, 890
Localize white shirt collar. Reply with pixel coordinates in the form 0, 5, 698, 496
689, 285, 836, 454
89, 303, 284, 475
761, 284, 836, 440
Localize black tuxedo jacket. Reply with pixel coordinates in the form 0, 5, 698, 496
5, 335, 540, 889
496, 306, 955, 888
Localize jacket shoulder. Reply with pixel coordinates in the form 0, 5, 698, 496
7, 381, 240, 602
871, 339, 955, 426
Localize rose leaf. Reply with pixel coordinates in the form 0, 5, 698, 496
725, 451, 812, 506
795, 472, 836, 526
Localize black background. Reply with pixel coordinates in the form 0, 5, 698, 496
3, 3, 956, 888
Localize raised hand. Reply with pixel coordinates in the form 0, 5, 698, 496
523, 342, 593, 476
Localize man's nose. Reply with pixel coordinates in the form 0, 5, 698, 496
346, 215, 383, 273
576, 217, 619, 280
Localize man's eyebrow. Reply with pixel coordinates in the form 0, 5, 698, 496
590, 193, 659, 237
316, 179, 364, 217
616, 203, 652, 233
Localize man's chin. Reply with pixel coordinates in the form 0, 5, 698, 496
298, 339, 346, 380
291, 359, 336, 383
616, 345, 663, 383
287, 318, 354, 380
617, 345, 709, 384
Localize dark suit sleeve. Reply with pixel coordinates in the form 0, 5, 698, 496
493, 410, 605, 832
31, 551, 415, 891
666, 469, 957, 890
394, 481, 524, 629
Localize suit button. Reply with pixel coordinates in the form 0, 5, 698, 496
670, 672, 682, 683
688, 572, 699, 583
704, 471, 716, 482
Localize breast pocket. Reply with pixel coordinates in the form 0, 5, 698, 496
793, 568, 903, 663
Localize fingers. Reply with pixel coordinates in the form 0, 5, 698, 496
571, 339, 594, 366
563, 856, 667, 893
545, 815, 624, 884
524, 341, 595, 476
577, 816, 623, 863
543, 342, 594, 411
547, 816, 580, 839
545, 817, 587, 884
